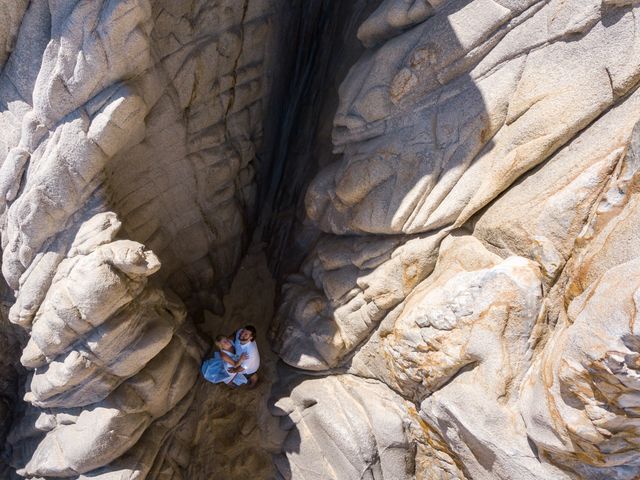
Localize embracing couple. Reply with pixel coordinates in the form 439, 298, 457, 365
201, 325, 260, 388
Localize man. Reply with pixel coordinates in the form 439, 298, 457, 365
230, 325, 260, 387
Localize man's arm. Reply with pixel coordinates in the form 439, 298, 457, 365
219, 352, 235, 366
229, 349, 253, 373
233, 353, 248, 368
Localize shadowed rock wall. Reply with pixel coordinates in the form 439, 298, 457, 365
0, 0, 290, 478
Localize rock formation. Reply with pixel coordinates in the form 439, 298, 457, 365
0, 0, 640, 479
270, 1, 640, 479
0, 0, 287, 478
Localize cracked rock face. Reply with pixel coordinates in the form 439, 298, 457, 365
270, 1, 640, 479
2, 0, 640, 479
0, 0, 285, 478
270, 372, 425, 480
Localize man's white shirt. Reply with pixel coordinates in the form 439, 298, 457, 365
234, 331, 260, 375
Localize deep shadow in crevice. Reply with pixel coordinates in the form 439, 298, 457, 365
256, 0, 381, 279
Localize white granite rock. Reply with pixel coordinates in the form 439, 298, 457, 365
521, 256, 640, 479
270, 373, 423, 480
270, 1, 640, 479
306, 0, 640, 236
0, 1, 28, 70
2, 0, 640, 478
0, 0, 284, 477
273, 231, 446, 370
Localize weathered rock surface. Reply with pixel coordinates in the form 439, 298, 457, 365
521, 257, 640, 479
272, 231, 446, 371
307, 0, 640, 236
472, 87, 640, 285
0, 0, 287, 478
2, 0, 640, 479
270, 1, 640, 479
270, 372, 424, 480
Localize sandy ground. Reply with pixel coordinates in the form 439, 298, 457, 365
186, 245, 282, 479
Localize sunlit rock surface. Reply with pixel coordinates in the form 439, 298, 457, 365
271, 1, 640, 479
1, 0, 640, 479
0, 0, 286, 478
270, 372, 426, 480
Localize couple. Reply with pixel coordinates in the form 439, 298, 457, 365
201, 325, 260, 388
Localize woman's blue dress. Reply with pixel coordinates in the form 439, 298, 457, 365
201, 349, 248, 386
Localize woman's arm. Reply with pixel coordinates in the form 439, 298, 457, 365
221, 352, 248, 369
220, 352, 236, 366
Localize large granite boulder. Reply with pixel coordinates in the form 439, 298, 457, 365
0, 0, 287, 477
269, 372, 425, 480
270, 1, 640, 479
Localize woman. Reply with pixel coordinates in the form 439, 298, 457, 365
201, 335, 248, 386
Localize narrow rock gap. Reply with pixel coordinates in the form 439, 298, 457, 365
256, 0, 381, 278
185, 2, 383, 478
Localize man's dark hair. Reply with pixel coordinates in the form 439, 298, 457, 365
215, 334, 227, 343
244, 325, 257, 341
